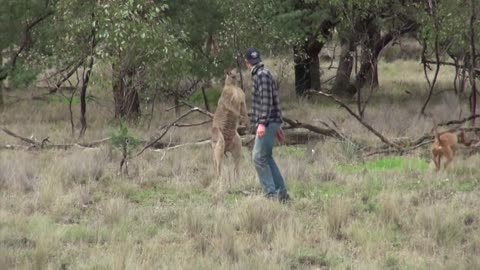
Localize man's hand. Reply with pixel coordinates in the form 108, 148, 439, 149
276, 128, 285, 143
256, 124, 266, 138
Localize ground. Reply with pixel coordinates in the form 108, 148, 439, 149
0, 58, 479, 269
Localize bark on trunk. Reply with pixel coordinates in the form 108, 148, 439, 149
293, 38, 324, 97
112, 63, 141, 120
355, 32, 395, 92
0, 81, 4, 111
359, 20, 380, 89
79, 56, 94, 138
307, 38, 323, 91
469, 0, 477, 126
331, 38, 356, 96
293, 45, 311, 97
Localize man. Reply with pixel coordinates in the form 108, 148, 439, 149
244, 47, 290, 202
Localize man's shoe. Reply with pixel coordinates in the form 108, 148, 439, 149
265, 192, 278, 200
278, 192, 291, 203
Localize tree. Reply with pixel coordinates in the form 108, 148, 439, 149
0, 0, 53, 110
330, 0, 418, 97
269, 0, 337, 96
94, 0, 171, 120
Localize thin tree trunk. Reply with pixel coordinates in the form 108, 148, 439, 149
0, 81, 4, 112
452, 56, 459, 95
235, 54, 244, 90
460, 56, 468, 94
79, 56, 94, 138
69, 87, 77, 137
201, 86, 210, 112
420, 2, 441, 115
470, 0, 477, 126
79, 14, 96, 138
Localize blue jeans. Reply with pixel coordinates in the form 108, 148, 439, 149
252, 122, 287, 196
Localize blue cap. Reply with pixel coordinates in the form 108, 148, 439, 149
244, 48, 261, 65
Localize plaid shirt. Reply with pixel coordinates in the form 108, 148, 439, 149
251, 63, 283, 127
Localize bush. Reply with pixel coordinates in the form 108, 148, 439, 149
189, 87, 222, 108
9, 64, 40, 89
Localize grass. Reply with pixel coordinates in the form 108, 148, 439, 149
1, 58, 480, 269
339, 156, 429, 174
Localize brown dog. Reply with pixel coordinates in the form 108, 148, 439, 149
431, 126, 470, 170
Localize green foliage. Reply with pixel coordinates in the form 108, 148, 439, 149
109, 121, 141, 157
339, 157, 429, 174
9, 65, 40, 89
188, 88, 221, 107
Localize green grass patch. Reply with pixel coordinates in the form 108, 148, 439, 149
290, 181, 346, 201
276, 145, 305, 158
61, 224, 108, 244
455, 179, 480, 192
339, 157, 428, 174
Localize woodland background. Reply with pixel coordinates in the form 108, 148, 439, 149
1, 0, 480, 269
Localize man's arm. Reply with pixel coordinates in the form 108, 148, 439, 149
257, 72, 273, 126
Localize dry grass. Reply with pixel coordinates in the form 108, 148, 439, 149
1, 59, 480, 269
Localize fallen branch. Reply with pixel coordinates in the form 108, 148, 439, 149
154, 139, 212, 152
0, 127, 111, 150
152, 130, 326, 152
438, 114, 480, 127
174, 119, 212, 127
136, 107, 207, 157
180, 100, 340, 139
282, 117, 339, 138
309, 90, 403, 150
0, 127, 40, 146
364, 126, 480, 157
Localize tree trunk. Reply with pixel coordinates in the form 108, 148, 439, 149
355, 32, 395, 92
201, 86, 210, 112
360, 20, 381, 89
293, 45, 311, 97
79, 56, 94, 138
174, 93, 180, 117
112, 63, 141, 120
469, 0, 477, 126
331, 38, 356, 96
293, 37, 325, 97
0, 82, 4, 112
306, 38, 323, 91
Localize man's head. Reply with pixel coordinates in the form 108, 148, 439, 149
244, 48, 261, 70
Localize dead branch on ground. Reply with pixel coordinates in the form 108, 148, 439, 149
308, 90, 403, 150
136, 107, 209, 157
0, 126, 111, 150
0, 127, 41, 146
